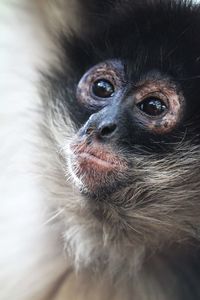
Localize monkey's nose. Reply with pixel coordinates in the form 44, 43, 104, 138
85, 121, 117, 140
82, 105, 119, 141
98, 122, 117, 138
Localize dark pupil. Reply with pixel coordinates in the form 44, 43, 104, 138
92, 79, 114, 98
138, 97, 167, 116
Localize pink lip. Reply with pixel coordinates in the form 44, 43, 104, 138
70, 140, 126, 176
76, 151, 117, 169
70, 140, 127, 190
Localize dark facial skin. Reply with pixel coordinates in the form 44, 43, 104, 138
69, 60, 184, 198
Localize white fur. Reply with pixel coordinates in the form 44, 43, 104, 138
0, 2, 68, 299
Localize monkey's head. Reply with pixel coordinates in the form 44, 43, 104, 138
46, 1, 200, 267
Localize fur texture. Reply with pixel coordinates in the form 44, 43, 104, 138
2, 1, 200, 300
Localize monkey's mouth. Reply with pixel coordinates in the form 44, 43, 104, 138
72, 142, 122, 171
74, 146, 120, 170
69, 141, 126, 192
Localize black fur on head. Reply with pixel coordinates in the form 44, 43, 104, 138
44, 0, 200, 282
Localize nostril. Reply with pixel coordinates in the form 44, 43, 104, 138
100, 123, 117, 137
86, 126, 95, 135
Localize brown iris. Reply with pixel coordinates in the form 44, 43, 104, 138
92, 79, 115, 98
137, 97, 167, 116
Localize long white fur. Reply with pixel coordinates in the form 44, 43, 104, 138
0, 2, 69, 299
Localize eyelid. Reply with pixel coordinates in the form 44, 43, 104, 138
135, 90, 169, 107
90, 66, 123, 88
90, 73, 117, 88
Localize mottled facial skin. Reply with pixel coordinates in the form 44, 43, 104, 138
48, 1, 200, 249
69, 60, 184, 199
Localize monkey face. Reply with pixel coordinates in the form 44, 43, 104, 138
69, 59, 184, 199
47, 1, 200, 248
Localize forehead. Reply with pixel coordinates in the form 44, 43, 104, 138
69, 2, 200, 80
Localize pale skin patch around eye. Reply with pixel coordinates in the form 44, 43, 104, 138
76, 60, 125, 108
134, 80, 184, 133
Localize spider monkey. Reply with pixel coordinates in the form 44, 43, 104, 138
2, 0, 200, 299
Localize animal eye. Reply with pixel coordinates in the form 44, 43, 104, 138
77, 60, 124, 109
137, 97, 167, 116
92, 79, 115, 98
